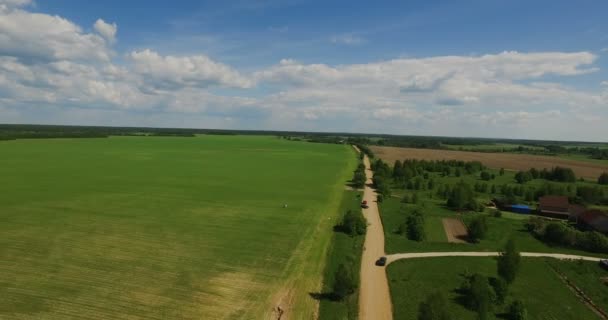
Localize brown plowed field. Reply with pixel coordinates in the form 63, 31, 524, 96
442, 218, 468, 243
371, 146, 608, 180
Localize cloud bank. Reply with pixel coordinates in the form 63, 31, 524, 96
0, 0, 606, 140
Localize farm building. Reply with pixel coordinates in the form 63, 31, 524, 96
538, 195, 571, 219
577, 210, 608, 234
568, 204, 587, 222
491, 198, 512, 211
510, 204, 531, 214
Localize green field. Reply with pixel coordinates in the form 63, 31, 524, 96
318, 190, 364, 320
547, 259, 608, 312
0, 136, 356, 319
388, 257, 599, 320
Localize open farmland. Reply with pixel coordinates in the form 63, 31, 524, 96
371, 146, 608, 180
0, 136, 356, 319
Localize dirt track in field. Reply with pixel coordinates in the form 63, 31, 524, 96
385, 252, 604, 265
370, 146, 608, 180
442, 218, 468, 243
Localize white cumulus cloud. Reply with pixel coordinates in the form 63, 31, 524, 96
94, 19, 117, 43
0, 8, 111, 63
129, 49, 254, 90
0, 0, 31, 12
0, 2, 607, 140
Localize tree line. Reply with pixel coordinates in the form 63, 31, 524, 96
351, 163, 366, 189
514, 166, 577, 184
329, 209, 367, 301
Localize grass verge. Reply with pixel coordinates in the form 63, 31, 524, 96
317, 190, 365, 320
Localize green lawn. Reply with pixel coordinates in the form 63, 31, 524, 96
318, 190, 365, 320
547, 259, 608, 313
388, 257, 599, 320
0, 135, 356, 319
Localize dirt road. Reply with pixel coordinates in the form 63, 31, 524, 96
386, 251, 604, 265
358, 153, 393, 320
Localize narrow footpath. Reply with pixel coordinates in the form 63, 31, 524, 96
358, 152, 393, 320
387, 251, 604, 264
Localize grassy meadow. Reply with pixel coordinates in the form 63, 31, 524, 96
387, 257, 599, 320
0, 135, 356, 319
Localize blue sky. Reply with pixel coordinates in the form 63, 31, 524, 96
1, 0, 608, 140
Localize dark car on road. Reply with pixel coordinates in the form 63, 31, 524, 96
361, 200, 369, 209
376, 256, 387, 266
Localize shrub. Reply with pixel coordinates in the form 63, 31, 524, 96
489, 277, 508, 305
418, 291, 450, 320
480, 171, 492, 181
544, 222, 574, 246
579, 231, 608, 253
339, 210, 366, 236
462, 274, 494, 319
507, 300, 527, 320
514, 171, 532, 184
333, 263, 356, 300
468, 216, 488, 243
525, 216, 546, 233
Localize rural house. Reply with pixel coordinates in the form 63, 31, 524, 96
568, 204, 587, 222
578, 210, 608, 234
538, 195, 571, 219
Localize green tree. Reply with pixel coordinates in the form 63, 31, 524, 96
463, 274, 493, 319
418, 291, 451, 320
599, 172, 608, 185
333, 263, 356, 300
497, 239, 521, 284
507, 300, 527, 320
468, 216, 488, 243
340, 210, 366, 236
489, 277, 508, 305
353, 171, 366, 188
407, 210, 426, 241
514, 171, 532, 184
447, 181, 477, 211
